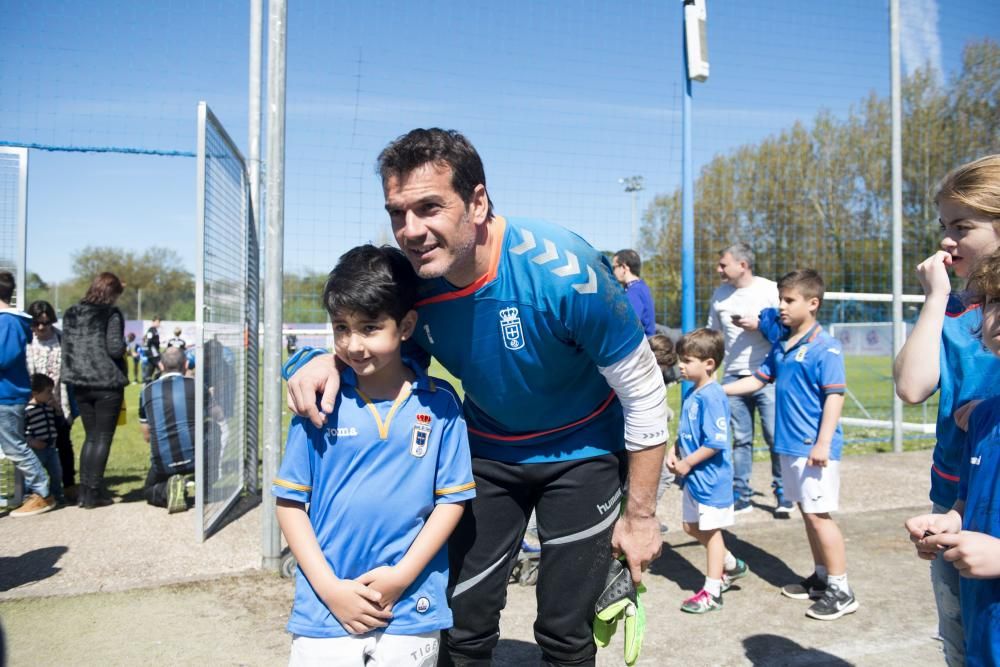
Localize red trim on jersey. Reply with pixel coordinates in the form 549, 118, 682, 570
467, 390, 617, 442
415, 216, 507, 308
932, 464, 960, 483
946, 302, 980, 318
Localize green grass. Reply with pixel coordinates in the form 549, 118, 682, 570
81, 354, 932, 500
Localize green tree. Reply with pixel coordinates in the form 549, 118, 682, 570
643, 39, 1000, 324
69, 246, 194, 320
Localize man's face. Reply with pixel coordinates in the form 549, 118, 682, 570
612, 256, 628, 286
778, 287, 818, 329
384, 163, 482, 285
717, 252, 746, 284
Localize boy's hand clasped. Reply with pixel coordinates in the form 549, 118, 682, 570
356, 565, 411, 612
321, 578, 391, 635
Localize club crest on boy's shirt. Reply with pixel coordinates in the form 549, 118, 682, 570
411, 413, 432, 457
794, 346, 809, 362
499, 306, 525, 351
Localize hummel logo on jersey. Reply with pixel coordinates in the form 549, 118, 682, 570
971, 455, 982, 466
327, 426, 358, 438
500, 306, 525, 351
596, 488, 623, 515
508, 228, 597, 294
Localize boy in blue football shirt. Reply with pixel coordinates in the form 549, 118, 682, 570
907, 249, 1000, 666
725, 269, 857, 621
273, 245, 475, 665
667, 328, 749, 614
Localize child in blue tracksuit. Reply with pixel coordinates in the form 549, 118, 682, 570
667, 328, 748, 614
908, 248, 1000, 666
273, 245, 474, 666
0, 271, 55, 517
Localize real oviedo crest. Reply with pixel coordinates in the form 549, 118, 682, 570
499, 306, 525, 351
411, 413, 432, 458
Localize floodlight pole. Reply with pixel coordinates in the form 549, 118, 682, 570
620, 176, 644, 248
261, 0, 287, 571
889, 0, 904, 453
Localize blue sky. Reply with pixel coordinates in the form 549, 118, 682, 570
2, 0, 998, 284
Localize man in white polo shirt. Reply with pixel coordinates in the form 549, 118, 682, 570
707, 242, 791, 517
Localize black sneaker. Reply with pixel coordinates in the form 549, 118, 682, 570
734, 499, 754, 515
805, 583, 859, 620
781, 572, 827, 600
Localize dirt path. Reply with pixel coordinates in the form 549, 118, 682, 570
1, 450, 943, 665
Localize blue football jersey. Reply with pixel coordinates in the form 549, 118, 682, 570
676, 381, 733, 508
957, 395, 1000, 666
411, 216, 645, 463
755, 325, 846, 460
272, 365, 475, 638
931, 295, 1000, 507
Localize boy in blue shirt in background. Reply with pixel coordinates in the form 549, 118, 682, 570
667, 328, 749, 613
725, 269, 858, 621
908, 249, 1000, 666
273, 245, 475, 665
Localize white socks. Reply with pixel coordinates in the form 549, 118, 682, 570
827, 572, 849, 594
704, 577, 722, 597
724, 551, 738, 571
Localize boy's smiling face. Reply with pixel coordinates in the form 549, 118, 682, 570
778, 287, 819, 330
332, 309, 417, 382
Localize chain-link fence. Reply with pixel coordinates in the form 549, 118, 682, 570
196, 103, 256, 539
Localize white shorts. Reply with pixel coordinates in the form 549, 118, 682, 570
681, 487, 734, 530
290, 631, 439, 667
780, 455, 840, 514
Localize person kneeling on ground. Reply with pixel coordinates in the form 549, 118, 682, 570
139, 347, 195, 513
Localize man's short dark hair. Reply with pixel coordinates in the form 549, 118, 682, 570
778, 269, 826, 306
160, 347, 187, 373
614, 249, 641, 276
676, 328, 725, 368
31, 373, 55, 393
27, 300, 56, 324
0, 271, 15, 303
377, 128, 494, 218
323, 245, 418, 322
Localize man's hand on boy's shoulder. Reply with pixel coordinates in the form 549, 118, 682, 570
319, 578, 391, 635
806, 442, 831, 467
286, 352, 340, 428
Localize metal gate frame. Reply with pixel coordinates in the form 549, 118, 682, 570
0, 146, 28, 508
195, 102, 258, 539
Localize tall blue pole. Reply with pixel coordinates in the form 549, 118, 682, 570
681, 5, 695, 336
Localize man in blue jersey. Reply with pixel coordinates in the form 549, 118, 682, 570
612, 249, 657, 337
139, 347, 195, 513
285, 128, 668, 666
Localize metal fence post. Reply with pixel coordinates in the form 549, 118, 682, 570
261, 0, 287, 571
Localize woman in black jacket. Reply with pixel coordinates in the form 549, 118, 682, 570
61, 272, 128, 508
